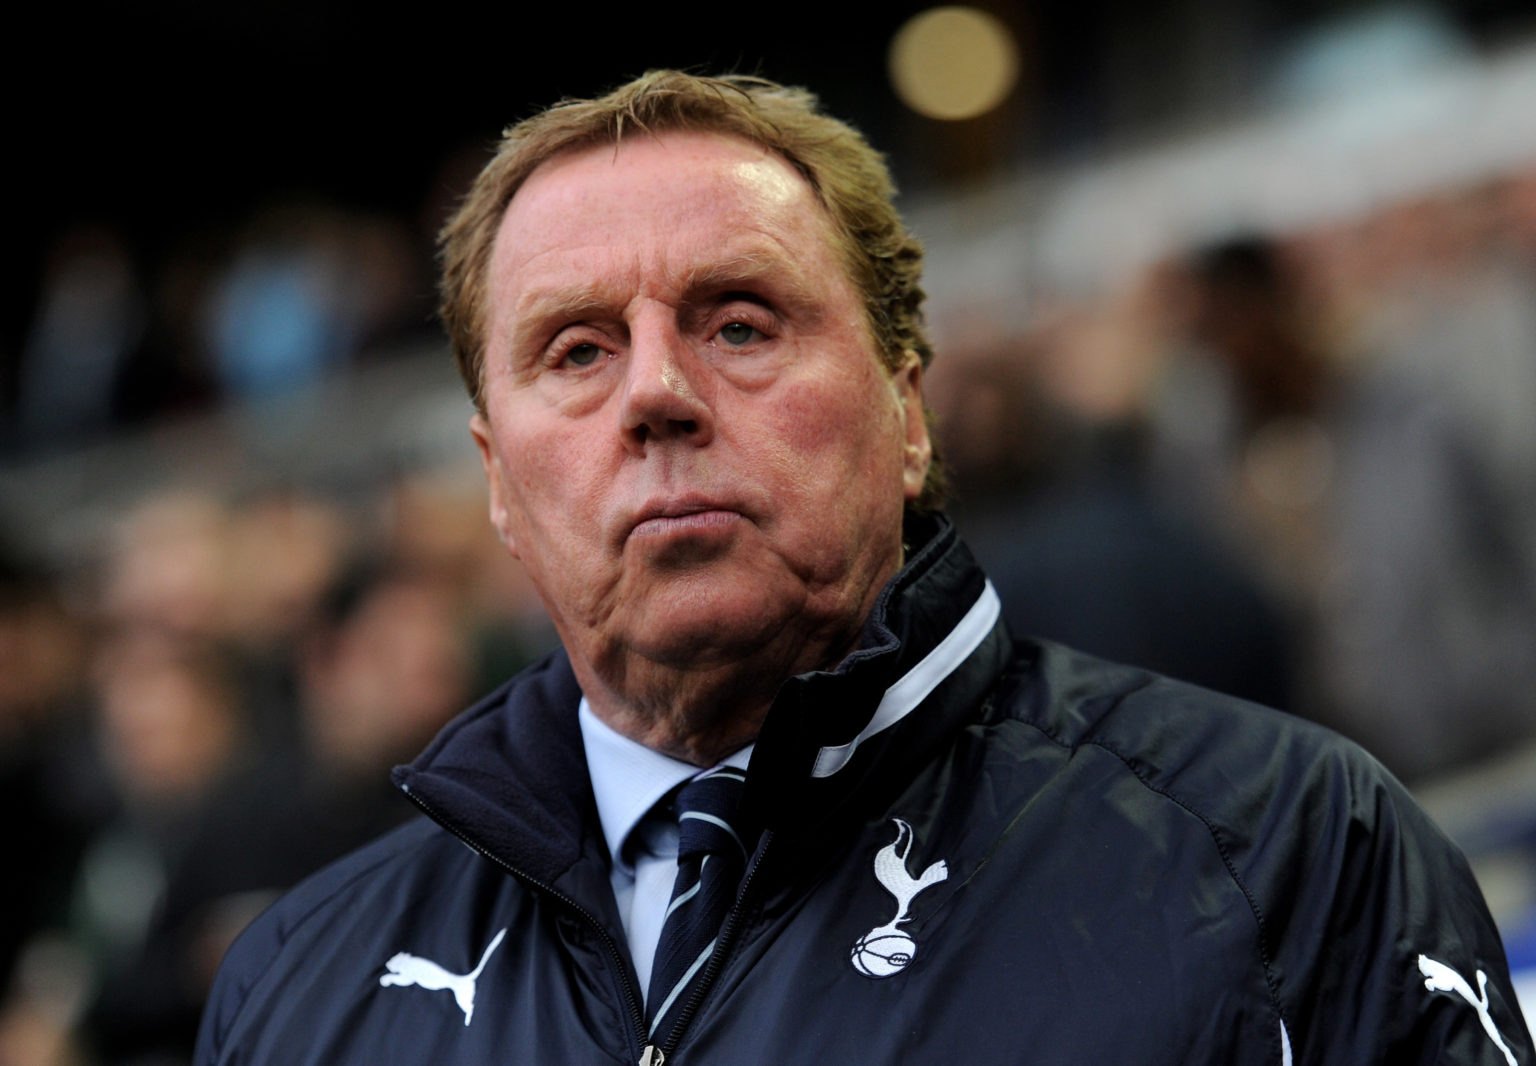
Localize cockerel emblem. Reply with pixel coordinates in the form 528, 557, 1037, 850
850, 819, 949, 978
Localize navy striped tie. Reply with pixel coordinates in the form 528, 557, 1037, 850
645, 766, 752, 1037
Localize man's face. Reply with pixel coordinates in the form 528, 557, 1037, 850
471, 132, 930, 713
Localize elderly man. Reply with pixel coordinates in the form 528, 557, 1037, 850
197, 73, 1530, 1065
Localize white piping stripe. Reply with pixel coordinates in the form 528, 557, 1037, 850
812, 581, 1002, 779
662, 862, 705, 922
1281, 1020, 1292, 1066
678, 811, 746, 858
648, 938, 716, 1037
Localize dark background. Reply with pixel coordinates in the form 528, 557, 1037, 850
11, 0, 1535, 369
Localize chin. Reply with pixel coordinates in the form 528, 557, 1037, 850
618, 571, 814, 667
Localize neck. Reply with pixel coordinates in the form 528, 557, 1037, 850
573, 610, 868, 767
563, 525, 918, 766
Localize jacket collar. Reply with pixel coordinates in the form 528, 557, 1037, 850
394, 513, 1011, 888
744, 513, 1010, 835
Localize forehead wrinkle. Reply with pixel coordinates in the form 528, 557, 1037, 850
495, 173, 844, 353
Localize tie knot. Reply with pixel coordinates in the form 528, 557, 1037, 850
674, 767, 750, 862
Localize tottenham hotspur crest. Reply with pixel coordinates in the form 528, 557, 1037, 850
851, 819, 949, 978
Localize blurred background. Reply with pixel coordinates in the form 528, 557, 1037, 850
4, 0, 1536, 1060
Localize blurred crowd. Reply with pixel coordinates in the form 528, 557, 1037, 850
2, 148, 1535, 1064
928, 164, 1536, 1004
928, 167, 1536, 785
0, 477, 553, 1064
1, 179, 475, 457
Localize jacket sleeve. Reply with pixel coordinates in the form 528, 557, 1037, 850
1255, 737, 1532, 1065
193, 894, 291, 1066
191, 820, 430, 1066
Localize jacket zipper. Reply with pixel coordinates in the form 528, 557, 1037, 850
401, 786, 650, 1061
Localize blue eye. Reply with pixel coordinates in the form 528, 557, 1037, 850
717, 322, 760, 346
565, 343, 604, 367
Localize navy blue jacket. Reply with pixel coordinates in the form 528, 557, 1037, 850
197, 517, 1532, 1064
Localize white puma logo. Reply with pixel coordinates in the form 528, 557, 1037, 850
379, 928, 507, 1025
1418, 954, 1518, 1066
850, 818, 949, 978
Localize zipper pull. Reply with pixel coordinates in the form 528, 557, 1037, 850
638, 1046, 665, 1066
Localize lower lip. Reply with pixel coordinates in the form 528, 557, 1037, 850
630, 509, 741, 539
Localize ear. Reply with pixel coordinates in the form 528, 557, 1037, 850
893, 351, 932, 503
469, 412, 521, 558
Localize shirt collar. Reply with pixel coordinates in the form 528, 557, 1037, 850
578, 697, 754, 869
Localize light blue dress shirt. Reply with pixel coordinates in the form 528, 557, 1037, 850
578, 698, 754, 1002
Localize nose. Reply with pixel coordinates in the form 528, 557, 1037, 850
618, 313, 714, 453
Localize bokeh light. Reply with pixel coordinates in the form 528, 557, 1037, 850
889, 6, 1020, 121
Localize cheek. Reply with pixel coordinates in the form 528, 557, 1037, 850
490, 429, 589, 562
502, 427, 575, 506
768, 374, 906, 490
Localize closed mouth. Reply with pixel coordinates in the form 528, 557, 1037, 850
629, 507, 741, 539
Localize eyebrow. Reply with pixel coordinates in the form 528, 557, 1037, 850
506, 244, 827, 353
681, 253, 772, 293
504, 282, 620, 362
514, 281, 616, 327
680, 251, 821, 311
